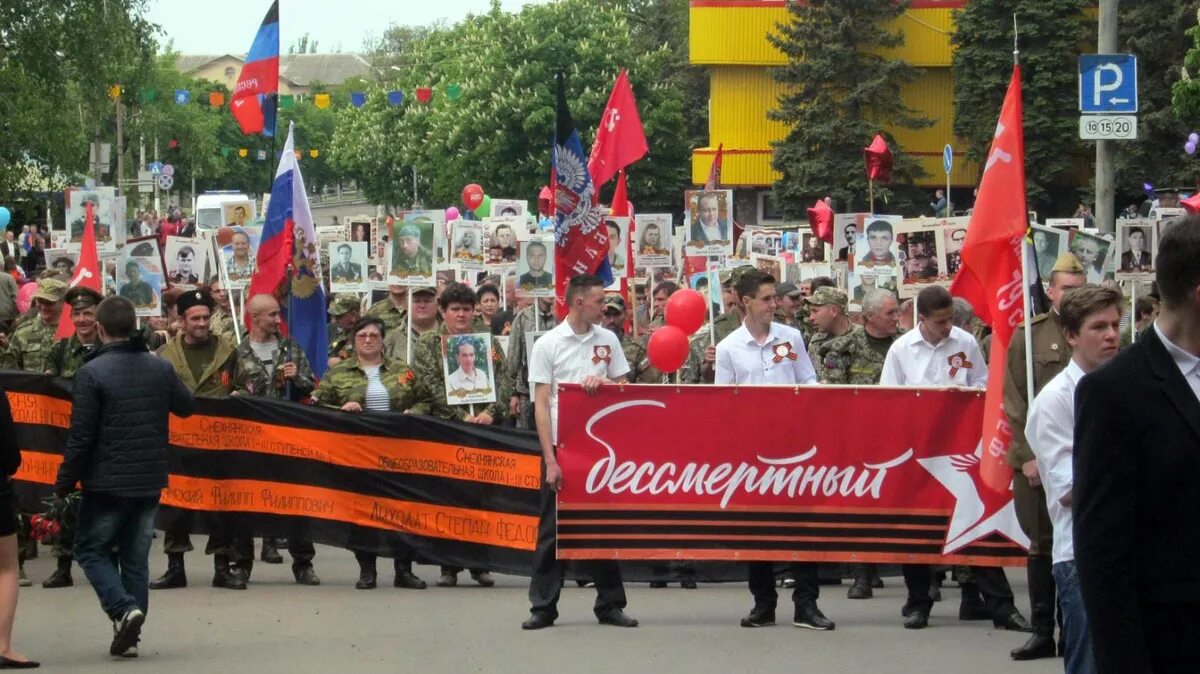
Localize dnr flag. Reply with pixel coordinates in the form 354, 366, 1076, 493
231, 0, 280, 136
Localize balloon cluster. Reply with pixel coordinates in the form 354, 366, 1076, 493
645, 289, 709, 374
460, 184, 491, 219
1186, 132, 1199, 155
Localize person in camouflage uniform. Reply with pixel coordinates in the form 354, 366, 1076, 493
382, 286, 441, 364
407, 283, 503, 588
504, 297, 557, 429
773, 282, 803, 329
804, 287, 854, 363
799, 276, 838, 344
326, 293, 361, 369
681, 267, 753, 384
366, 284, 410, 333
38, 287, 105, 589
620, 293, 672, 384
311, 315, 428, 591
150, 289, 243, 591
232, 294, 320, 585
208, 276, 236, 343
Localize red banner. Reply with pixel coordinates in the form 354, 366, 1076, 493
556, 385, 1029, 566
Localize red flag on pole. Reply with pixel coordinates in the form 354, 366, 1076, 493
704, 144, 724, 191
806, 199, 835, 245
949, 65, 1028, 493
863, 134, 894, 183
56, 201, 103, 339
1182, 192, 1200, 214
588, 69, 648, 190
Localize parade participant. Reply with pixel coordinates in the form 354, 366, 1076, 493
151, 289, 241, 591
880, 286, 1029, 632
476, 285, 502, 334
1001, 252, 1086, 660
523, 274, 635, 630
0, 384, 36, 668
39, 286, 106, 590
714, 269, 832, 631
206, 276, 235, 342
1, 278, 66, 372
601, 294, 626, 340
382, 286, 440, 364
55, 296, 195, 658
232, 294, 320, 586
504, 297, 557, 430
366, 283, 410, 333
326, 294, 361, 369
773, 282, 802, 328
410, 283, 505, 588
683, 266, 754, 384
1074, 217, 1200, 674
812, 288, 898, 598
312, 316, 428, 591
1026, 284, 1122, 674
805, 287, 854, 358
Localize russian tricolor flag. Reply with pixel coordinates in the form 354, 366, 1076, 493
247, 122, 329, 377
232, 0, 280, 136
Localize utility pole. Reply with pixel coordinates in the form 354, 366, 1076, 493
115, 94, 125, 200
153, 133, 161, 213
1095, 0, 1118, 234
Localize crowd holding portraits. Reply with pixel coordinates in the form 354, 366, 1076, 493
1116, 219, 1156, 276
164, 236, 209, 288
1068, 229, 1112, 283
452, 220, 486, 270
118, 237, 164, 317
220, 226, 260, 287
329, 241, 369, 293
683, 189, 734, 257
1030, 226, 1066, 280
515, 238, 554, 297
441, 333, 497, 406
389, 213, 437, 286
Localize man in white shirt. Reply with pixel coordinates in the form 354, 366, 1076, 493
523, 274, 635, 630
715, 269, 833, 631
445, 338, 490, 395
880, 286, 1029, 633
1027, 284, 1123, 674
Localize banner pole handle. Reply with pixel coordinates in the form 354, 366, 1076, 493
707, 268, 716, 347
1020, 234, 1036, 406
406, 290, 414, 365
1130, 281, 1137, 344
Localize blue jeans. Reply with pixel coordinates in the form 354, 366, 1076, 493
1053, 560, 1096, 674
74, 492, 159, 621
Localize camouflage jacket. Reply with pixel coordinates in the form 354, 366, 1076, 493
328, 323, 354, 361
157, 334, 238, 398
312, 357, 419, 412
365, 298, 408, 333
210, 309, 236, 342
410, 326, 508, 422
232, 337, 316, 401
383, 320, 441, 366
680, 311, 742, 384
806, 324, 854, 372
812, 325, 895, 385
46, 335, 101, 378
504, 302, 558, 399
623, 323, 670, 384
391, 249, 434, 278
1, 318, 59, 372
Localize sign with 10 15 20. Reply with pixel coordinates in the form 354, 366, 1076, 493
1079, 115, 1137, 141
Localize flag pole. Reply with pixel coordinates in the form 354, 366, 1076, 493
1014, 15, 1036, 411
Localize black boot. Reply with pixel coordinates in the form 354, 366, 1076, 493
393, 560, 427, 589
1011, 556, 1057, 660
260, 538, 283, 564
847, 564, 873, 599
212, 554, 246, 590
42, 556, 74, 588
150, 553, 187, 590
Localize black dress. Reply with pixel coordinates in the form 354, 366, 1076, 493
0, 386, 21, 536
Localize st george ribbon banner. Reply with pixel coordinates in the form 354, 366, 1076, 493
555, 385, 1030, 567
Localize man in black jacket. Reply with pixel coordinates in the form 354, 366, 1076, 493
1074, 215, 1200, 674
55, 296, 195, 659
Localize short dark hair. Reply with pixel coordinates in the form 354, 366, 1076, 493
1126, 226, 1146, 239
438, 282, 477, 309
866, 219, 893, 237
525, 241, 547, 256
475, 284, 500, 302
1060, 285, 1123, 334
808, 276, 836, 292
1156, 215, 1200, 309
96, 296, 137, 338
1134, 296, 1157, 321
735, 269, 774, 299
695, 276, 709, 289
653, 280, 679, 297
352, 315, 386, 340
566, 274, 604, 304
338, 243, 351, 253
916, 285, 953, 317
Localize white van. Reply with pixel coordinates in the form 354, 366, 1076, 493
195, 192, 256, 230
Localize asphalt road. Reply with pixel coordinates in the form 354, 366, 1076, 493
16, 540, 1064, 674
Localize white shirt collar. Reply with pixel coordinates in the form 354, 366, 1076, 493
909, 324, 954, 350
1154, 321, 1200, 377
734, 321, 788, 347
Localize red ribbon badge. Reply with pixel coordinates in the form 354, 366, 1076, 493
772, 342, 799, 364
592, 345, 612, 365
947, 351, 973, 377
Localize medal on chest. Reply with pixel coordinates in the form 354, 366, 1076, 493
592, 345, 612, 365
772, 341, 798, 363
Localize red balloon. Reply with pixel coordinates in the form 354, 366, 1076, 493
461, 184, 485, 210
646, 325, 689, 374
664, 288, 707, 335
16, 282, 36, 314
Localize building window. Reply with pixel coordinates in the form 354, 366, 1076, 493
225, 66, 236, 77
758, 191, 783, 223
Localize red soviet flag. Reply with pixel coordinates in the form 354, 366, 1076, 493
949, 65, 1028, 493
588, 69, 648, 189
704, 143, 724, 190
56, 201, 103, 339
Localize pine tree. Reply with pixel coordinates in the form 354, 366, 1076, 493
768, 0, 931, 217
951, 0, 1087, 214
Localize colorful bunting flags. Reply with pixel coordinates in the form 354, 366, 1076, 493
309, 149, 319, 158
209, 91, 226, 108
350, 92, 366, 108
175, 89, 191, 105
279, 94, 295, 110
415, 87, 432, 104
108, 85, 122, 100
168, 139, 179, 149
238, 148, 249, 158
446, 84, 462, 101
388, 90, 404, 106
221, 146, 232, 158
256, 149, 267, 161
138, 88, 157, 103
314, 93, 331, 109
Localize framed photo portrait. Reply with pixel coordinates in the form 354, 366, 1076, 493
683, 189, 734, 257
633, 213, 673, 269
604, 216, 630, 279
515, 237, 554, 297
219, 226, 261, 288
441, 333, 497, 406
389, 212, 437, 286
1030, 225, 1067, 280
452, 220, 486, 270
163, 236, 209, 289
1067, 229, 1112, 283
329, 241, 369, 292
119, 236, 164, 317
1115, 219, 1156, 278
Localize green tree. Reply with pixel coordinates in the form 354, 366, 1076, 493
952, 0, 1087, 214
768, 0, 932, 218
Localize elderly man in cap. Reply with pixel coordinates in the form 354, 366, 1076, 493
1001, 252, 1087, 661
391, 222, 433, 278
805, 287, 855, 360
326, 293, 361, 369
2, 277, 67, 372
774, 282, 803, 328
151, 288, 243, 590
601, 294, 627, 341
383, 286, 441, 364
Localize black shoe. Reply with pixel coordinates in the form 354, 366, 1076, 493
294, 566, 321, 586
994, 610, 1033, 632
903, 610, 929, 629
958, 599, 989, 621
212, 569, 246, 590
649, 581, 667, 588
41, 559, 73, 589
793, 604, 835, 631
929, 584, 942, 602
355, 572, 377, 590
847, 577, 872, 599
680, 579, 697, 589
109, 608, 145, 656
740, 607, 775, 628
871, 574, 885, 589
260, 544, 283, 564
0, 655, 41, 668
597, 609, 638, 627
149, 555, 186, 590
394, 571, 427, 589
470, 571, 495, 587
1011, 634, 1057, 660
522, 612, 555, 630
436, 573, 457, 587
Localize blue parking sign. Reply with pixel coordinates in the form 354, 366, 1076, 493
1079, 54, 1137, 114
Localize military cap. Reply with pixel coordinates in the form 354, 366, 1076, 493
329, 293, 361, 316
775, 281, 802, 298
130, 242, 155, 256
176, 289, 215, 316
1051, 252, 1085, 275
604, 294, 626, 313
64, 286, 104, 310
805, 286, 848, 308
397, 223, 421, 239
31, 277, 68, 304
411, 286, 436, 297
718, 264, 756, 286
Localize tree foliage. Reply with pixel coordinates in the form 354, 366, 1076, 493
952, 0, 1087, 214
768, 0, 932, 218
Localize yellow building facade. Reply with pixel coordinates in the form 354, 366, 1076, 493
689, 0, 979, 204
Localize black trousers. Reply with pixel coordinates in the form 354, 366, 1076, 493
902, 564, 1016, 616
749, 562, 819, 609
1142, 602, 1200, 674
527, 468, 626, 619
